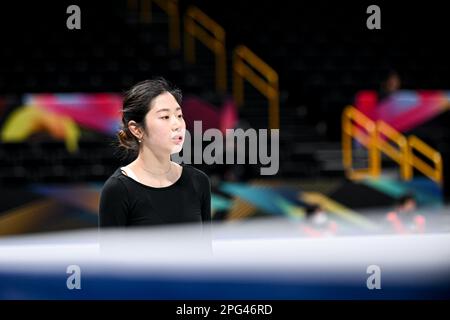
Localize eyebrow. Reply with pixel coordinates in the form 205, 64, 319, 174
156, 107, 181, 113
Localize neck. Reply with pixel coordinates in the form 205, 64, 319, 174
135, 145, 171, 174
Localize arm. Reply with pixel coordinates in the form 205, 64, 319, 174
99, 177, 129, 227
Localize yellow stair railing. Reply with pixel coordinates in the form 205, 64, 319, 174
184, 6, 227, 93
376, 120, 411, 180
129, 2, 281, 129
342, 106, 378, 179
409, 135, 443, 184
342, 106, 443, 185
233, 45, 279, 129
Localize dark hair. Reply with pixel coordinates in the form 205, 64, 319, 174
117, 77, 182, 157
397, 192, 416, 206
305, 203, 321, 218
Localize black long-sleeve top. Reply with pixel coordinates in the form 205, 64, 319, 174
99, 164, 211, 227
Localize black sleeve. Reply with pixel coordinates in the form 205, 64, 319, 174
200, 173, 212, 224
99, 177, 129, 227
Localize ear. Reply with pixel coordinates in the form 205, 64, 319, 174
128, 120, 143, 139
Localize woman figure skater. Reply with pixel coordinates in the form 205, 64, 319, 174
99, 78, 211, 228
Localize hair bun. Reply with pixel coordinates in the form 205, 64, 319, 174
117, 128, 135, 149
118, 129, 127, 139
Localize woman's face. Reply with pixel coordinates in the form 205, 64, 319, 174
142, 92, 186, 155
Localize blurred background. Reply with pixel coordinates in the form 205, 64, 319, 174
0, 0, 449, 237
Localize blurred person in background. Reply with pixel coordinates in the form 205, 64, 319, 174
386, 193, 426, 234
379, 70, 402, 101
301, 204, 338, 237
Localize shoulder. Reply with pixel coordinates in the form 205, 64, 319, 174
182, 164, 210, 189
100, 169, 128, 197
183, 164, 209, 180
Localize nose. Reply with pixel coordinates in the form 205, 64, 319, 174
171, 114, 184, 131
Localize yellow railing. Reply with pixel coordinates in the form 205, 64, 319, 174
409, 135, 443, 184
129, 2, 281, 129
376, 120, 411, 180
342, 106, 378, 179
233, 45, 279, 129
342, 106, 443, 185
184, 6, 227, 93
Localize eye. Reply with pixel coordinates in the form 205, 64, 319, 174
178, 114, 183, 118
160, 116, 170, 120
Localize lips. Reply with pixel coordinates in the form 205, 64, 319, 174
172, 135, 183, 143
172, 135, 183, 140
